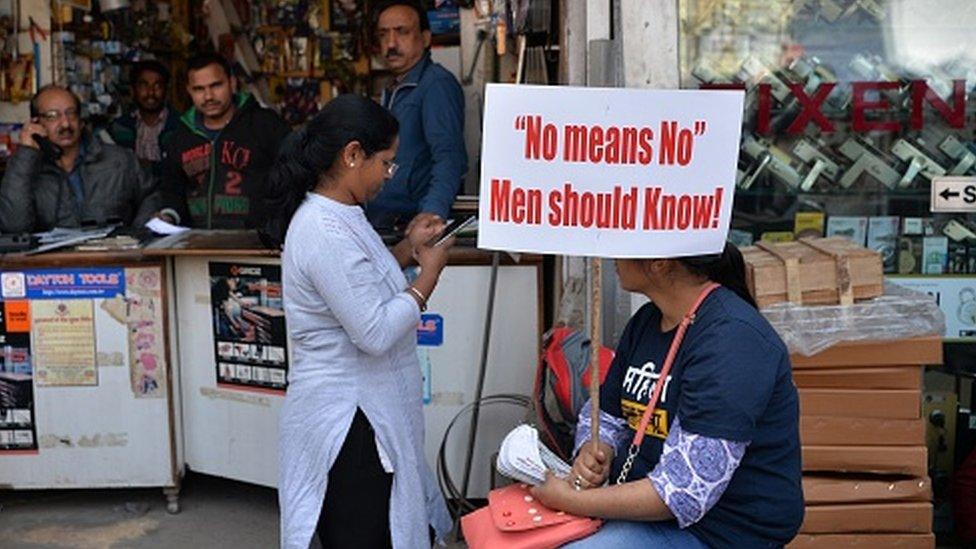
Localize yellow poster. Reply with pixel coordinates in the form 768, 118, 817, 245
32, 300, 97, 386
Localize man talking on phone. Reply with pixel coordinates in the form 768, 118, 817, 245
0, 85, 160, 234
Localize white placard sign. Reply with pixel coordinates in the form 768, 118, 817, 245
477, 84, 745, 258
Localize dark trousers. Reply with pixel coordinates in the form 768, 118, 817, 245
317, 408, 394, 549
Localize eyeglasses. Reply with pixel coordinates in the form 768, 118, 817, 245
38, 108, 80, 123
383, 159, 399, 177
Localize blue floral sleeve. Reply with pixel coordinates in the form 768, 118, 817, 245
648, 417, 748, 528
573, 398, 632, 458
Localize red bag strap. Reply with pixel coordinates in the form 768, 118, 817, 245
616, 282, 720, 483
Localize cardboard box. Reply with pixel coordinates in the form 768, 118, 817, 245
800, 416, 925, 446
788, 533, 935, 548
799, 502, 932, 534
802, 446, 927, 476
802, 476, 931, 505
793, 366, 923, 390
743, 237, 883, 307
799, 389, 920, 419
791, 337, 942, 369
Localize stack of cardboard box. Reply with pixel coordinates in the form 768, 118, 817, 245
742, 237, 884, 308
787, 336, 941, 549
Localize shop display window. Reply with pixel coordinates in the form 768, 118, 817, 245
679, 0, 976, 276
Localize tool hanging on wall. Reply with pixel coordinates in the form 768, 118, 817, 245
473, 0, 509, 57
495, 19, 506, 55
510, 0, 545, 33
514, 33, 525, 82
509, 0, 551, 84
27, 16, 45, 90
50, 0, 69, 87
12, 0, 18, 58
0, 0, 34, 103
460, 28, 487, 85
460, 0, 499, 85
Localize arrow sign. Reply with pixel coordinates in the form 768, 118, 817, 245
932, 176, 976, 213
940, 188, 960, 200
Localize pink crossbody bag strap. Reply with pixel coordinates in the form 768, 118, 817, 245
615, 282, 721, 485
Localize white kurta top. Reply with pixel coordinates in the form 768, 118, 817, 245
278, 193, 451, 548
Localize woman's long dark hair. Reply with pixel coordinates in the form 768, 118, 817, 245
680, 241, 757, 309
260, 94, 399, 248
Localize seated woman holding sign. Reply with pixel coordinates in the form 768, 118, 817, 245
531, 243, 804, 548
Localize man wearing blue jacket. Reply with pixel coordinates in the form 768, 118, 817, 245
368, 0, 467, 230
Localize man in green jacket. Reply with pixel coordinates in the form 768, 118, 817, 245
158, 53, 291, 229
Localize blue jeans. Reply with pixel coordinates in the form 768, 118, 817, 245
562, 520, 707, 548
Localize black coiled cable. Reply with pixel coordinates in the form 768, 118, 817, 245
436, 393, 532, 519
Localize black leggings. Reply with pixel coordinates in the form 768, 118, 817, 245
317, 408, 394, 549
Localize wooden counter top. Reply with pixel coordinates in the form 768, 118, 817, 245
0, 249, 152, 269
1, 230, 540, 267
142, 230, 538, 265
141, 230, 277, 258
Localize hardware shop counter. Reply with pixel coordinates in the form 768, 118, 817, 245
144, 230, 542, 498
0, 249, 182, 512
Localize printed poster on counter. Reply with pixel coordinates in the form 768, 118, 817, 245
415, 314, 441, 405
1, 267, 125, 300
417, 313, 444, 346
0, 299, 37, 452
32, 300, 97, 386
125, 267, 167, 398
209, 263, 288, 392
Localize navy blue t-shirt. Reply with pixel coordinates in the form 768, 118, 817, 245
601, 287, 804, 548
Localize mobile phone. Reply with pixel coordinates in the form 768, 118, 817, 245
433, 215, 477, 246
32, 133, 63, 161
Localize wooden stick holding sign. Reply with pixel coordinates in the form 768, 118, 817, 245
589, 258, 602, 452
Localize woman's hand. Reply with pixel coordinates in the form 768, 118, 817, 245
571, 441, 614, 489
391, 214, 446, 269
530, 472, 580, 514
405, 213, 444, 249
414, 237, 454, 274
532, 473, 675, 522
406, 236, 454, 310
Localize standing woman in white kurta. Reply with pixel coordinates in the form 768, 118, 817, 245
262, 94, 454, 549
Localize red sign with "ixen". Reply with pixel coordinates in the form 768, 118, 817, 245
704, 79, 968, 134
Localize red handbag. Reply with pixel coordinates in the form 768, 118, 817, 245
462, 283, 721, 548
461, 483, 601, 549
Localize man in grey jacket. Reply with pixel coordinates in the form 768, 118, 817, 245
0, 85, 160, 234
